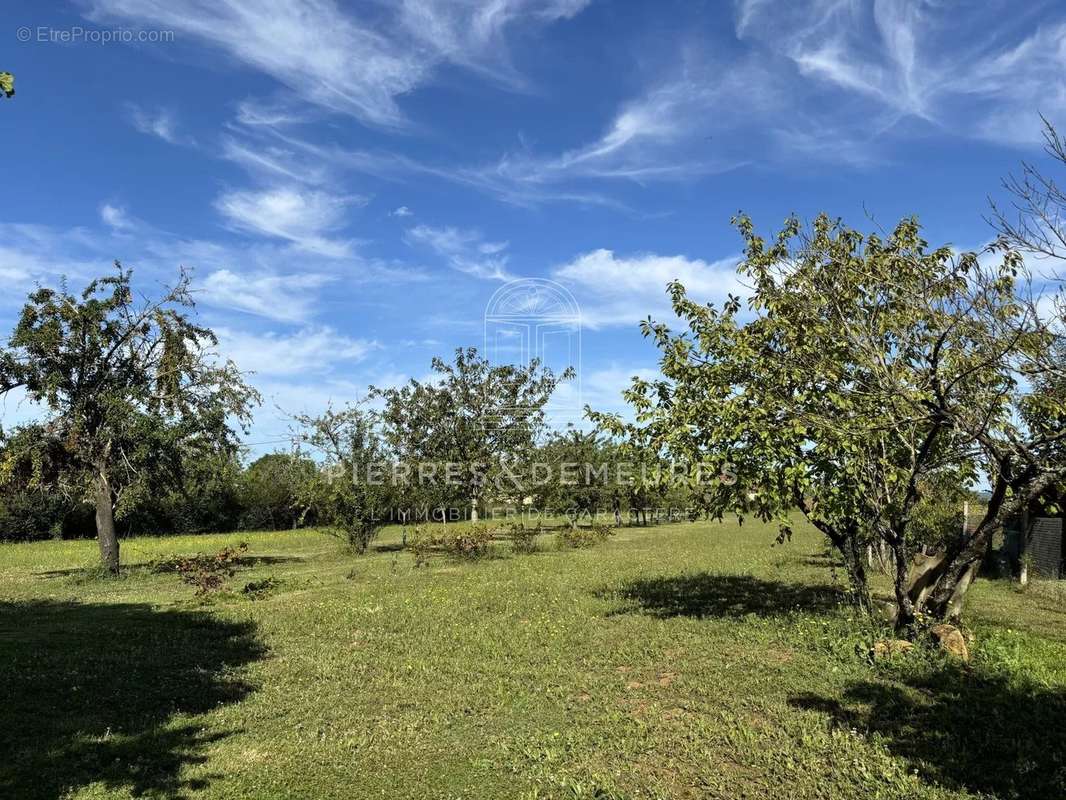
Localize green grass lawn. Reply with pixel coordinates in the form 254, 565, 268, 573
2, 518, 1065, 799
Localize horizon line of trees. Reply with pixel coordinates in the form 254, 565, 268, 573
0, 404, 698, 542
1, 122, 1064, 634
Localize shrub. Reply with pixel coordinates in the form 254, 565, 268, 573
0, 489, 93, 541
509, 522, 540, 554
406, 524, 496, 563
441, 524, 494, 560
242, 576, 282, 599
150, 542, 249, 595
238, 453, 317, 531
558, 523, 614, 550
408, 526, 434, 568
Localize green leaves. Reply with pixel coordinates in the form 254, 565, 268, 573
0, 72, 13, 99
373, 347, 570, 509
611, 209, 1063, 614
0, 264, 259, 530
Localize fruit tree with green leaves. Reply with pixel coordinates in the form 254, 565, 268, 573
0, 265, 259, 572
614, 213, 1065, 627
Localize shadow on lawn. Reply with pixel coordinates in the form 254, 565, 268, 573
0, 600, 264, 799
791, 666, 1066, 799
603, 572, 844, 618
36, 554, 302, 578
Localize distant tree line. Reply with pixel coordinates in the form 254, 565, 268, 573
0, 334, 691, 546
2, 121, 1063, 637
0, 447, 317, 542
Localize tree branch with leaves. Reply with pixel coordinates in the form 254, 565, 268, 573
0, 263, 259, 572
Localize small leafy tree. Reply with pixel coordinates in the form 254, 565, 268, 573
0, 422, 90, 539
373, 348, 572, 521
533, 428, 618, 527
0, 72, 13, 99
239, 452, 316, 530
620, 213, 1065, 625
0, 265, 259, 572
116, 442, 244, 535
293, 403, 397, 553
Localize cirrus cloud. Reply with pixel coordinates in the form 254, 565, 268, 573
553, 248, 743, 328
214, 187, 364, 257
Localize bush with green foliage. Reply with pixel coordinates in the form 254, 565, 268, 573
292, 403, 400, 554
405, 524, 498, 563
241, 576, 282, 599
407, 526, 434, 568
150, 542, 248, 595
508, 522, 540, 554
441, 524, 495, 559
558, 523, 614, 549
238, 453, 316, 531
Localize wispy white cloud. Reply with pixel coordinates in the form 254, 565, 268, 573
0, 210, 424, 326
219, 137, 330, 185
94, 0, 423, 127
89, 0, 589, 128
214, 187, 364, 257
126, 104, 186, 144
99, 203, 135, 232
215, 325, 377, 377
443, 51, 765, 203
220, 66, 746, 210
0, 217, 424, 454
495, 78, 724, 182
734, 0, 1066, 148
199, 269, 336, 323
0, 223, 112, 295
552, 248, 742, 328
245, 124, 631, 207
396, 0, 590, 87
406, 224, 513, 280
562, 364, 660, 417
233, 97, 313, 128
391, 205, 414, 218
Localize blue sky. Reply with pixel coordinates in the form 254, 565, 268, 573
3, 0, 1066, 452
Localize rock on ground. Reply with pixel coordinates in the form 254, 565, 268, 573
929, 623, 970, 661
871, 639, 914, 660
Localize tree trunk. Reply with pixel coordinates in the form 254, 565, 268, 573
1016, 508, 1030, 586
912, 473, 1058, 620
813, 521, 872, 614
842, 535, 872, 614
94, 468, 119, 574
891, 540, 919, 629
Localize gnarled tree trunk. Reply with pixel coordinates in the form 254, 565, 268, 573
94, 467, 119, 574
819, 521, 872, 614
902, 472, 1059, 624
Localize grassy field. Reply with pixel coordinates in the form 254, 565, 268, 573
2, 518, 1065, 799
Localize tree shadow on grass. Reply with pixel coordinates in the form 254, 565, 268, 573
36, 554, 303, 579
601, 572, 844, 619
0, 600, 265, 799
791, 666, 1066, 799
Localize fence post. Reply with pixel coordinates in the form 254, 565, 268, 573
1019, 508, 1030, 587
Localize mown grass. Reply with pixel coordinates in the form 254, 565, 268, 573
1, 517, 1064, 799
